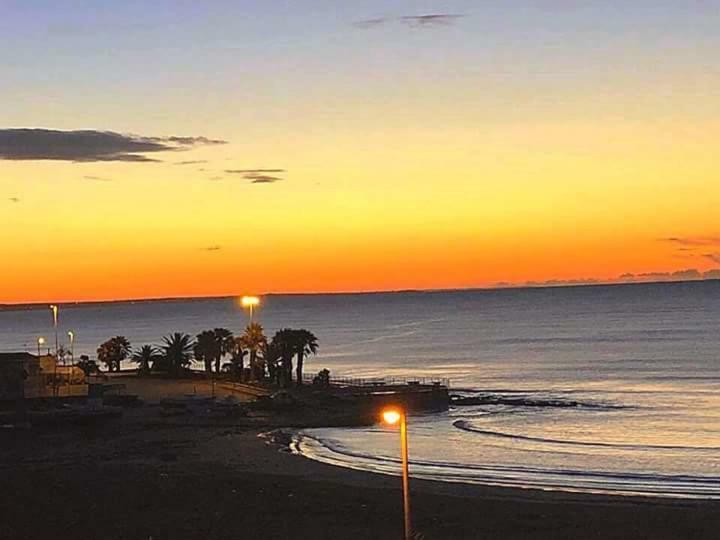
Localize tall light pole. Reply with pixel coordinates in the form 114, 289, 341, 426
67, 331, 75, 364
49, 305, 59, 397
49, 305, 59, 356
382, 407, 412, 540
240, 296, 260, 325
37, 337, 45, 357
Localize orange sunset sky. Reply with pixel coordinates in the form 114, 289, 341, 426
2, 2, 719, 304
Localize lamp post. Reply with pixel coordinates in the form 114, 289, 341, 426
49, 305, 59, 397
67, 331, 75, 364
240, 296, 260, 324
382, 407, 412, 540
49, 305, 59, 356
37, 337, 45, 357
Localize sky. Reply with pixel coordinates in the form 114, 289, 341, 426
1, 1, 719, 303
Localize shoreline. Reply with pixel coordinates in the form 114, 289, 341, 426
280, 427, 720, 502
3, 395, 719, 539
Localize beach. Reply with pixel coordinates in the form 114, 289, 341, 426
2, 378, 719, 539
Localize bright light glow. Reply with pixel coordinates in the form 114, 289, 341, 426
241, 295, 260, 308
382, 409, 402, 425
38, 337, 45, 345
68, 331, 74, 341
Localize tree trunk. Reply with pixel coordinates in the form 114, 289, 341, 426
205, 359, 212, 374
215, 354, 221, 374
282, 356, 292, 388
296, 352, 304, 386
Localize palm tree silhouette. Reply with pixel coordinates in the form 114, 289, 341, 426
271, 329, 297, 387
131, 344, 160, 374
160, 332, 195, 375
293, 329, 318, 386
194, 330, 218, 374
240, 323, 267, 380
97, 336, 131, 372
261, 340, 281, 384
230, 336, 247, 380
212, 328, 234, 374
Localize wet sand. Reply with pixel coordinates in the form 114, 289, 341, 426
2, 381, 719, 539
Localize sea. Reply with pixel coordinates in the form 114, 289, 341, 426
2, 280, 719, 498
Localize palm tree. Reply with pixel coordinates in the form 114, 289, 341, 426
132, 345, 160, 374
160, 332, 195, 375
194, 331, 218, 374
213, 328, 235, 374
97, 336, 131, 372
240, 323, 267, 380
293, 329, 319, 386
271, 329, 296, 388
230, 336, 247, 380
262, 340, 282, 385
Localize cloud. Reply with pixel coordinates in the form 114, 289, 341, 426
224, 168, 286, 184
200, 245, 222, 252
353, 18, 388, 28
659, 236, 720, 247
400, 14, 464, 27
354, 13, 463, 29
248, 175, 283, 184
175, 160, 208, 166
225, 169, 286, 174
83, 175, 112, 182
8, 197, 20, 203
496, 268, 720, 290
703, 253, 720, 264
619, 268, 706, 283
0, 128, 227, 163
209, 176, 224, 181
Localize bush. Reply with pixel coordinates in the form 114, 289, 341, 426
312, 369, 330, 388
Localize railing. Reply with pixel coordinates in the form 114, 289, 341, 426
303, 374, 449, 388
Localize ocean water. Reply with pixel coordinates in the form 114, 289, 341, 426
2, 281, 720, 497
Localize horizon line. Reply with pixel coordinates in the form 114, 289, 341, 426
2, 277, 719, 310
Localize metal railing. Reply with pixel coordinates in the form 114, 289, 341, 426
302, 374, 449, 388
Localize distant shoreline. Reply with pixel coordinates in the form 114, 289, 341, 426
2, 277, 719, 312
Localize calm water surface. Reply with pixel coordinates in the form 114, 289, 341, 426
2, 281, 719, 497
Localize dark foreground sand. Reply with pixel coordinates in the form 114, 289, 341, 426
2, 389, 719, 539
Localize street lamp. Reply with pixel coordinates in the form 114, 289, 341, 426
381, 406, 412, 540
37, 337, 45, 357
240, 295, 260, 324
67, 331, 75, 364
49, 305, 59, 397
49, 305, 59, 356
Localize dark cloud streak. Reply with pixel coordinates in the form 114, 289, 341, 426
353, 13, 464, 29
175, 160, 209, 166
225, 169, 285, 174
400, 14, 465, 26
0, 128, 226, 163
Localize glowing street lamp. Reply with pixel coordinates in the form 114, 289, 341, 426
240, 295, 260, 323
37, 337, 46, 357
381, 406, 412, 540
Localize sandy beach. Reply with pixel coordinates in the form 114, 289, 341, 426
1, 378, 719, 540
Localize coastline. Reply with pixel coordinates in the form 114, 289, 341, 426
2, 395, 719, 539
